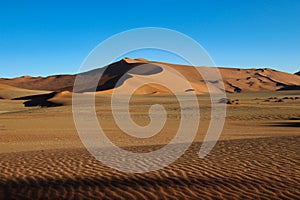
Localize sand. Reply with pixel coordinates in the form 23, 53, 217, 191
1, 137, 299, 199
0, 84, 52, 100
0, 90, 300, 199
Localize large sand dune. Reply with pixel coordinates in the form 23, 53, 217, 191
1, 58, 300, 94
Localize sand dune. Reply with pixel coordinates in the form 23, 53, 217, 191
91, 59, 300, 94
0, 83, 52, 99
0, 75, 75, 92
218, 68, 300, 92
1, 58, 300, 95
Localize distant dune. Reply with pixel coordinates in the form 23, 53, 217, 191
0, 83, 51, 99
296, 71, 300, 76
1, 58, 300, 95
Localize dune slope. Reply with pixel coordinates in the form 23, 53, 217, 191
0, 83, 52, 99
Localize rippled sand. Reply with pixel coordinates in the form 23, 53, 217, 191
1, 137, 299, 199
1, 91, 300, 199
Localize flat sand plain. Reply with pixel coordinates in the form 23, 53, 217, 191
1, 91, 300, 199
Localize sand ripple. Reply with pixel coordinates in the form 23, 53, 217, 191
1, 136, 300, 199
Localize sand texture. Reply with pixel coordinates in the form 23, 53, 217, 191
0, 90, 300, 199
1, 136, 299, 200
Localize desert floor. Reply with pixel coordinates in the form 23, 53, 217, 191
1, 91, 300, 199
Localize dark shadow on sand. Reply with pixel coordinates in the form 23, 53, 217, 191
267, 122, 300, 127
76, 61, 163, 92
12, 92, 63, 107
1, 170, 286, 199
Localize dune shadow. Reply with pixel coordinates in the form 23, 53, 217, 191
128, 64, 163, 75
75, 61, 163, 92
22, 99, 62, 107
278, 85, 300, 90
266, 122, 300, 127
12, 92, 63, 107
1, 170, 282, 199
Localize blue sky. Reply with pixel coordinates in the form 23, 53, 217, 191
0, 0, 299, 77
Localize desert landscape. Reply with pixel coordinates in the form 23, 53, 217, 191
0, 58, 299, 199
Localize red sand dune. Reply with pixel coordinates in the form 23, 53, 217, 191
1, 58, 300, 94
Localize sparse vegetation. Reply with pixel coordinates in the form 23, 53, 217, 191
279, 96, 297, 100
218, 98, 239, 105
264, 97, 294, 102
275, 99, 284, 102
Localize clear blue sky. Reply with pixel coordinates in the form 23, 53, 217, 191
0, 0, 299, 78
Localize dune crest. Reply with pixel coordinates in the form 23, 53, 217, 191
123, 57, 149, 63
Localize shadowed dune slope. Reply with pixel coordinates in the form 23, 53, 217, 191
1, 58, 300, 94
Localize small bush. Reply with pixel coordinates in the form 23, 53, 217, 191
275, 99, 283, 102
227, 100, 233, 104
218, 98, 233, 104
